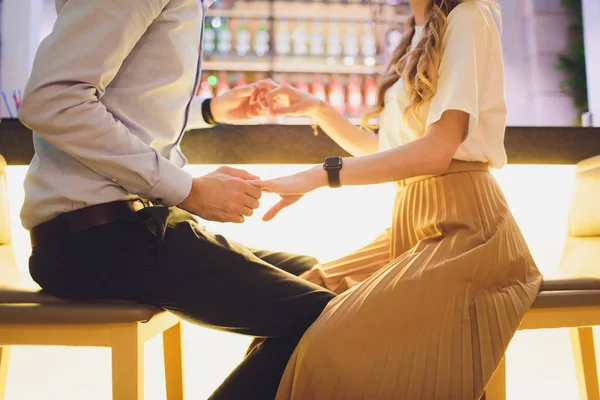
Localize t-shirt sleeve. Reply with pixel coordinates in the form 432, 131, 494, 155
425, 3, 497, 134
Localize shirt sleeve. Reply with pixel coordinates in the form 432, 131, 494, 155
18, 0, 192, 207
186, 96, 217, 131
425, 3, 497, 135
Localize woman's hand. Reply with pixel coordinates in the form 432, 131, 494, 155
262, 85, 323, 117
250, 166, 327, 221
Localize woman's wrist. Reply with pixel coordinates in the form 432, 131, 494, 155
308, 98, 328, 119
307, 164, 328, 190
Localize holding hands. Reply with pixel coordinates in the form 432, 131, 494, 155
208, 78, 278, 123
178, 166, 263, 224
250, 165, 327, 221
248, 82, 330, 221
179, 79, 329, 223
251, 83, 323, 118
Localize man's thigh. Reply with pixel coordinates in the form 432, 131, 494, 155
249, 249, 318, 278
143, 212, 334, 338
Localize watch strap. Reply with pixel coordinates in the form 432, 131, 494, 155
326, 168, 341, 188
201, 98, 218, 125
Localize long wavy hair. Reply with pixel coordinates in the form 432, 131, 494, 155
363, 0, 499, 130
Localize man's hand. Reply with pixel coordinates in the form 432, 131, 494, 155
178, 166, 262, 223
210, 79, 278, 123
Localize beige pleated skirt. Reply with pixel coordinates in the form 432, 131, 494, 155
275, 161, 542, 400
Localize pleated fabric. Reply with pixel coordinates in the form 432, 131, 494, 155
275, 162, 542, 400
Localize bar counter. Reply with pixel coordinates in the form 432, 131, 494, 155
1, 119, 599, 165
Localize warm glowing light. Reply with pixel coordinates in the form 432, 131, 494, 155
4, 164, 594, 400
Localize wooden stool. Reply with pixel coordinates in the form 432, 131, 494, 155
0, 154, 185, 400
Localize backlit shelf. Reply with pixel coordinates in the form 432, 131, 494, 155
202, 59, 383, 74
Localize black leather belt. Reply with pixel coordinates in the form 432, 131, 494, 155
30, 200, 147, 248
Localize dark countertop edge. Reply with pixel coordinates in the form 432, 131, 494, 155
1, 119, 599, 165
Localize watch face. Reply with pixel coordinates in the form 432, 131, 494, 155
325, 157, 342, 168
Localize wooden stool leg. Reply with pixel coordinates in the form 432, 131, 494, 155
571, 327, 600, 400
485, 357, 507, 400
111, 324, 143, 400
163, 322, 184, 400
0, 346, 10, 400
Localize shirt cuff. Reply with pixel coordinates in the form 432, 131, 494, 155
186, 96, 216, 130
146, 160, 193, 207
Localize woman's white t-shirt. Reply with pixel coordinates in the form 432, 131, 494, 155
378, 2, 507, 169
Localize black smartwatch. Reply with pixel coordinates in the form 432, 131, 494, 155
323, 156, 343, 188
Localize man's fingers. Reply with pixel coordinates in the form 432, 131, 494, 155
244, 196, 260, 211
220, 166, 260, 181
250, 88, 267, 105
212, 209, 245, 224
254, 79, 279, 92
250, 79, 278, 104
243, 182, 263, 200
232, 204, 254, 218
247, 104, 269, 119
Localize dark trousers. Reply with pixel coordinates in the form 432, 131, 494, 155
29, 206, 335, 399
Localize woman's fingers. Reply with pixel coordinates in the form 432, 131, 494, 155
262, 199, 288, 222
266, 86, 296, 114
250, 79, 278, 104
262, 195, 303, 222
248, 179, 278, 193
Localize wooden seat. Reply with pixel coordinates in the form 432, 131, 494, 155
487, 155, 600, 400
0, 155, 185, 400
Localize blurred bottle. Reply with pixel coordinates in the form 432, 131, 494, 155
347, 75, 363, 116
328, 75, 346, 115
279, 73, 290, 86
326, 20, 343, 60
212, 0, 233, 8
234, 73, 247, 88
255, 72, 267, 82
295, 75, 310, 92
203, 17, 217, 57
386, 21, 403, 58
292, 19, 310, 57
360, 20, 377, 63
276, 19, 292, 56
364, 75, 378, 108
215, 72, 230, 96
197, 74, 214, 98
311, 74, 327, 102
309, 20, 326, 57
343, 21, 359, 65
216, 17, 232, 56
236, 19, 251, 57
254, 19, 270, 57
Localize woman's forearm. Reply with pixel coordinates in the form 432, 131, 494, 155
309, 110, 466, 187
312, 102, 379, 157
309, 133, 456, 188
